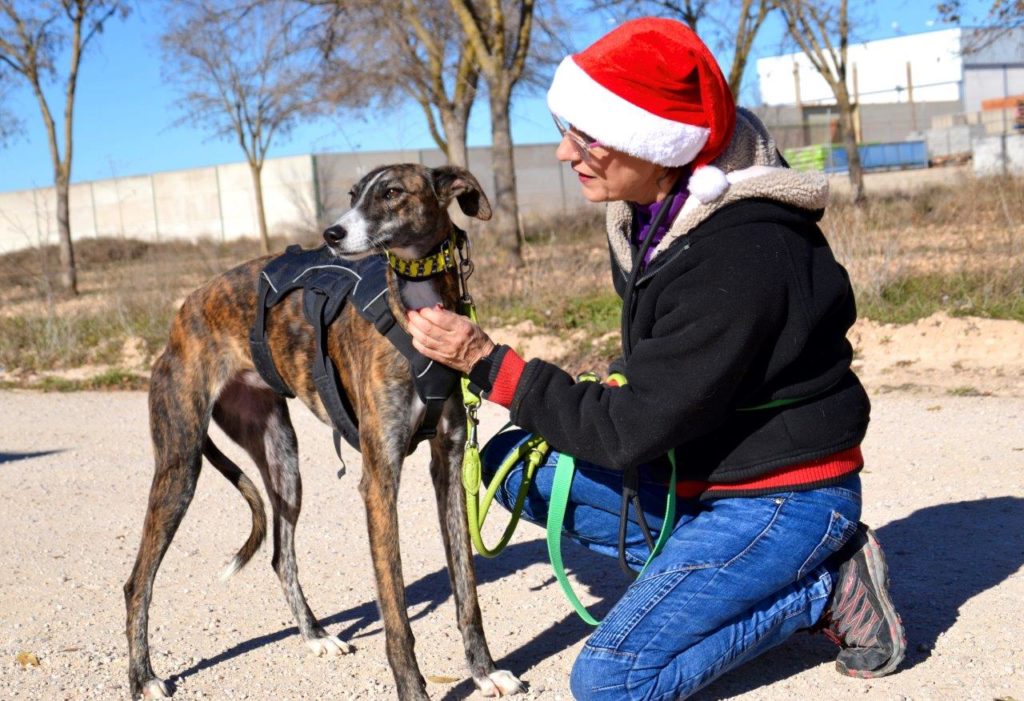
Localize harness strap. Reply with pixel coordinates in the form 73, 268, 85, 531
308, 290, 361, 451
249, 272, 295, 398
357, 283, 452, 444
249, 245, 459, 455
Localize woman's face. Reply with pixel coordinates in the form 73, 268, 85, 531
556, 132, 673, 205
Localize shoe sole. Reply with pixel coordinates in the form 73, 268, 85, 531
836, 526, 907, 679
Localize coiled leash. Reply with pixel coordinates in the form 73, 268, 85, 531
462, 190, 681, 621
545, 373, 677, 626
462, 370, 679, 624
457, 233, 551, 557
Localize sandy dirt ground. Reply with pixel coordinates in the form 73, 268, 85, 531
2, 316, 1023, 701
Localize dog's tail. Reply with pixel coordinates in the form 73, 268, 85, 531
202, 437, 268, 581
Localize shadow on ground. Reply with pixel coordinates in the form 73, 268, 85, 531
693, 496, 1024, 699
171, 497, 1024, 699
170, 534, 623, 693
0, 449, 63, 464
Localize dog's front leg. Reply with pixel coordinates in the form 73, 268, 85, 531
359, 437, 429, 701
429, 407, 524, 697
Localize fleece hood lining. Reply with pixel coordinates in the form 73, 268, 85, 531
606, 108, 830, 274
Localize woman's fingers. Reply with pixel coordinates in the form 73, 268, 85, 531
406, 306, 495, 373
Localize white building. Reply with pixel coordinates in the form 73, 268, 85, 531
757, 27, 1024, 113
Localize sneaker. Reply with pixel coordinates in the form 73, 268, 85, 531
817, 523, 906, 678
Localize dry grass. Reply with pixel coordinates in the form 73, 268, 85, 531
0, 173, 1021, 385
825, 175, 1024, 323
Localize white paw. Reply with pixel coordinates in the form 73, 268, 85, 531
305, 634, 354, 657
475, 669, 525, 697
143, 678, 171, 699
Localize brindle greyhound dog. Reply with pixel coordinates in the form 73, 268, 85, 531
123, 164, 524, 700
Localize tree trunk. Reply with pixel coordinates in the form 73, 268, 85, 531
487, 86, 524, 264
442, 112, 470, 168
835, 87, 865, 204
442, 112, 473, 229
250, 162, 271, 254
55, 172, 78, 295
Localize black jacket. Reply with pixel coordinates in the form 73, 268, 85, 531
507, 197, 870, 484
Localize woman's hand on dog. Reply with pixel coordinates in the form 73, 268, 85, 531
407, 305, 496, 374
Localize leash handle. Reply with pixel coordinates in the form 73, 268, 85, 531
547, 449, 677, 626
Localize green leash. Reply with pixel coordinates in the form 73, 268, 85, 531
546, 448, 677, 626
461, 365, 679, 625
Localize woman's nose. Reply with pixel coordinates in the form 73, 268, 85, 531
555, 134, 578, 162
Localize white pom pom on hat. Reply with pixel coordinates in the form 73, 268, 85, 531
547, 18, 737, 203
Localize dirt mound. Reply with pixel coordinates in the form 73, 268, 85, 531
851, 312, 1024, 397
492, 312, 1024, 398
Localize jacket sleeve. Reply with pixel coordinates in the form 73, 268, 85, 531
507, 244, 789, 470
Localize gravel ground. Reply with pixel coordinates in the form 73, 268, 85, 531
1, 389, 1022, 700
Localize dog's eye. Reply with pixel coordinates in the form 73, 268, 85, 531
383, 188, 403, 201
348, 187, 358, 205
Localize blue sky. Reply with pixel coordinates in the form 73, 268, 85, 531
0, 0, 990, 193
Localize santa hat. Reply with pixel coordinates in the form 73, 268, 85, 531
547, 18, 737, 203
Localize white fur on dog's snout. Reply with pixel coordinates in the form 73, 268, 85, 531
329, 208, 374, 258
475, 669, 526, 697
328, 169, 388, 258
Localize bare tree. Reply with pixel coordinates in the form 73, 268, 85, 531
0, 0, 129, 295
162, 0, 330, 254
394, 0, 480, 168
0, 67, 22, 146
585, 0, 776, 100
937, 0, 1024, 51
777, 0, 865, 203
449, 0, 536, 262
312, 0, 481, 169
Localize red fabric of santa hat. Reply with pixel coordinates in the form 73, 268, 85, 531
547, 17, 737, 203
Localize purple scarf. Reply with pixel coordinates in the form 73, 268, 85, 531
631, 173, 690, 268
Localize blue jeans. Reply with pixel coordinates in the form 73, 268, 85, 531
481, 430, 862, 700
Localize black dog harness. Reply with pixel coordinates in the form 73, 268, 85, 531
249, 244, 459, 455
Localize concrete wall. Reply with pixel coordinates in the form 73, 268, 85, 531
0, 144, 587, 254
973, 133, 1024, 176
0, 157, 323, 253
754, 102, 964, 148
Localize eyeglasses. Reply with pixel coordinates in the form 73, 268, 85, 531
552, 113, 602, 164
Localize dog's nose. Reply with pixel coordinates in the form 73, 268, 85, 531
323, 225, 346, 245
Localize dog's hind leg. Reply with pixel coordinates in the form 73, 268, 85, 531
211, 374, 353, 656
429, 404, 525, 697
124, 353, 209, 700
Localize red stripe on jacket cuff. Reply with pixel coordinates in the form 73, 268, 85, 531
487, 350, 526, 407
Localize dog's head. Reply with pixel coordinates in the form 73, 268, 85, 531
323, 164, 491, 260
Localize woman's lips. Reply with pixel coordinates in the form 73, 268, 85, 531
576, 170, 595, 182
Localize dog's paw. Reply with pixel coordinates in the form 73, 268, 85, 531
305, 633, 354, 657
474, 669, 525, 697
142, 678, 172, 699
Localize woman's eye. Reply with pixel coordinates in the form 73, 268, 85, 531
383, 188, 403, 201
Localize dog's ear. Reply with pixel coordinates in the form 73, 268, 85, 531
432, 166, 492, 221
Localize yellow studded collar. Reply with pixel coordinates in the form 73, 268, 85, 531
386, 234, 459, 279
